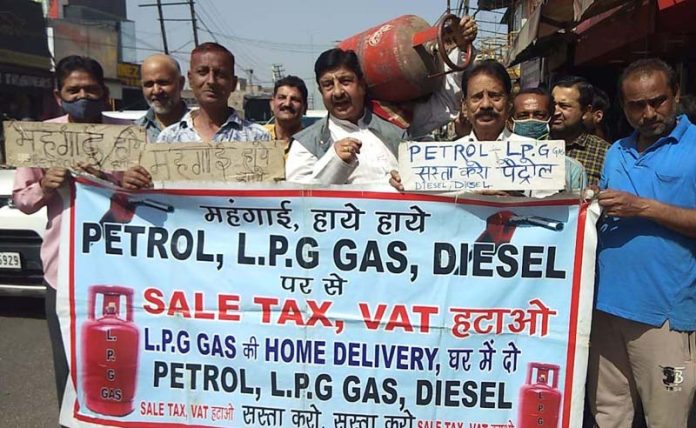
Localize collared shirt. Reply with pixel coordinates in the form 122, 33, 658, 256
286, 113, 398, 185
264, 123, 277, 139
565, 132, 610, 185
458, 128, 516, 142
12, 114, 70, 290
264, 123, 293, 160
596, 115, 696, 331
135, 103, 189, 143
157, 108, 270, 143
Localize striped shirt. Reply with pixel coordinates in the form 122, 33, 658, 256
157, 108, 270, 143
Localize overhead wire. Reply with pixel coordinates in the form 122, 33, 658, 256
195, 2, 270, 83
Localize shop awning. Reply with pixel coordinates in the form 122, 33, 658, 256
574, 0, 696, 65
505, 0, 575, 66
574, 0, 638, 20
505, 0, 633, 66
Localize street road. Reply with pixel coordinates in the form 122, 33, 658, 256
0, 296, 59, 427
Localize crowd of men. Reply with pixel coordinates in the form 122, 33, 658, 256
9, 14, 695, 428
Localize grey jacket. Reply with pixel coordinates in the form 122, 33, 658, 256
292, 108, 408, 159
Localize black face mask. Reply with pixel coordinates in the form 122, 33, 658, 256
61, 98, 104, 121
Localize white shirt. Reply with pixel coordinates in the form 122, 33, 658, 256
286, 115, 397, 185
458, 128, 531, 142
410, 48, 469, 138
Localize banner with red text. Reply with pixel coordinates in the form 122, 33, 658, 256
59, 178, 598, 428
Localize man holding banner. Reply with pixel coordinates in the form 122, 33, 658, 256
589, 58, 696, 427
12, 55, 111, 419
157, 42, 269, 144
121, 54, 189, 190
286, 17, 478, 185
136, 53, 188, 143
390, 60, 583, 196
121, 43, 270, 190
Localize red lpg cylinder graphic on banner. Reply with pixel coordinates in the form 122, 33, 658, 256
81, 285, 139, 416
518, 363, 562, 427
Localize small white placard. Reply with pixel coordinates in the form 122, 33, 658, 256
398, 139, 566, 192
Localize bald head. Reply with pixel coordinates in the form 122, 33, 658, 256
141, 53, 185, 116
142, 53, 181, 75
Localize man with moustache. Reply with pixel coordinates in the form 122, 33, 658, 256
285, 48, 408, 184
390, 60, 548, 192
286, 17, 478, 185
136, 53, 187, 142
550, 76, 610, 185
265, 75, 308, 143
588, 58, 696, 427
122, 43, 269, 189
12, 55, 110, 419
456, 59, 516, 142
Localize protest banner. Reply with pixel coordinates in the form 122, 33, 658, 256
398, 139, 566, 192
2, 120, 284, 183
2, 121, 145, 170
58, 177, 598, 428
139, 141, 285, 183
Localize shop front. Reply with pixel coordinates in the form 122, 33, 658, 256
0, 0, 53, 120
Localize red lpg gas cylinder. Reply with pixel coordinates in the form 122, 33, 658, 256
81, 285, 139, 416
338, 14, 473, 102
518, 363, 562, 428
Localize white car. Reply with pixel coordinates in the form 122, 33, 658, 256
0, 167, 46, 296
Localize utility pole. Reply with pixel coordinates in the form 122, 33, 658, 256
271, 64, 285, 82
188, 0, 199, 47
244, 69, 254, 93
140, 1, 201, 54
156, 0, 169, 54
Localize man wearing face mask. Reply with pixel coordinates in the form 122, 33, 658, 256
12, 55, 110, 419
509, 87, 587, 193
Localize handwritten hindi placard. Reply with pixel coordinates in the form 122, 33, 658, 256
398, 139, 566, 192
139, 140, 285, 182
2, 121, 145, 170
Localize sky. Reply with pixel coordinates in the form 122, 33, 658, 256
124, 0, 507, 109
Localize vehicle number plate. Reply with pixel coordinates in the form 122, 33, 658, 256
0, 252, 21, 269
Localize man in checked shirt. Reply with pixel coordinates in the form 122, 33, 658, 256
550, 76, 610, 185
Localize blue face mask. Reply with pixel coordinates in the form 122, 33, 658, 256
61, 98, 104, 121
512, 118, 550, 140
